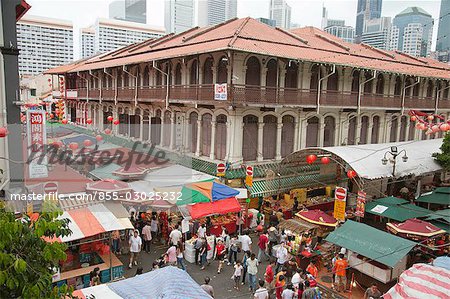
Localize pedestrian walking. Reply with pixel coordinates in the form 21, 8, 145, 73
232, 261, 243, 290
241, 251, 250, 285
197, 223, 207, 238
111, 230, 120, 254
254, 279, 269, 299
333, 253, 348, 293
194, 237, 204, 265
306, 261, 318, 278
150, 215, 159, 243
364, 283, 382, 299
268, 226, 278, 255
176, 241, 186, 271
166, 244, 177, 266
200, 238, 208, 270
276, 242, 288, 273
128, 230, 142, 268
227, 235, 239, 265
201, 276, 215, 298
302, 280, 321, 299
291, 268, 304, 290
281, 283, 295, 299
275, 274, 286, 299
240, 231, 252, 252
257, 230, 270, 262
141, 222, 152, 253
215, 239, 226, 274
169, 224, 182, 246
264, 259, 276, 296
247, 253, 259, 292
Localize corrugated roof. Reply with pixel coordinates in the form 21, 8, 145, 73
416, 187, 450, 205
365, 200, 433, 222
46, 17, 450, 80
325, 220, 416, 267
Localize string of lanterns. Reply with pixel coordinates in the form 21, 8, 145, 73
409, 110, 450, 134
305, 154, 357, 179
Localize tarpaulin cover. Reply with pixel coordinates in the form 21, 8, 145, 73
325, 220, 416, 267
75, 266, 212, 299
211, 181, 239, 201
387, 218, 446, 237
384, 262, 450, 299
297, 210, 338, 227
86, 179, 132, 192
365, 197, 432, 222
187, 197, 242, 219
177, 180, 238, 205
416, 187, 450, 205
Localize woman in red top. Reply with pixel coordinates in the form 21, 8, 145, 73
215, 239, 226, 274
275, 274, 285, 299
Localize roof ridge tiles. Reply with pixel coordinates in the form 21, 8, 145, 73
228, 17, 251, 47
314, 33, 350, 51
275, 27, 309, 45
360, 43, 396, 59
149, 28, 201, 49
111, 41, 144, 57
127, 34, 175, 53
182, 17, 239, 44
394, 50, 429, 65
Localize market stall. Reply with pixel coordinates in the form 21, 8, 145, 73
425, 209, 450, 232
387, 218, 446, 241
297, 209, 338, 237
416, 187, 450, 209
365, 196, 433, 222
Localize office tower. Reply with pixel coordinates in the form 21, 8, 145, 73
109, 0, 146, 24
321, 6, 345, 29
269, 0, 292, 29
16, 15, 73, 75
355, 0, 383, 39
361, 17, 392, 50
392, 7, 434, 57
198, 0, 237, 27
80, 27, 95, 58
256, 18, 277, 27
436, 0, 450, 62
324, 25, 355, 43
165, 0, 194, 34
80, 18, 165, 56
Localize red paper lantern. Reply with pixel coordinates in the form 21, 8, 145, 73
95, 135, 103, 142
440, 123, 450, 132
431, 125, 440, 133
49, 113, 54, 118
86, 119, 93, 125
83, 139, 93, 147
69, 142, 78, 150
55, 109, 60, 114
52, 141, 63, 148
104, 128, 112, 135
427, 115, 434, 121
306, 154, 317, 164
107, 116, 113, 122
48, 78, 51, 82
61, 119, 68, 124
113, 119, 120, 125
0, 127, 8, 138
410, 116, 417, 122
347, 169, 357, 179
321, 157, 330, 164
416, 123, 426, 130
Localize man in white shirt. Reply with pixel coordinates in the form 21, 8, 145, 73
129, 230, 142, 268
169, 224, 182, 246
239, 232, 252, 253
197, 224, 206, 238
276, 242, 288, 273
291, 267, 304, 289
254, 279, 269, 299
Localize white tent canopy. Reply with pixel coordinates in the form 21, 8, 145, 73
317, 139, 443, 180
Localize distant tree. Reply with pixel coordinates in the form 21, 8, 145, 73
0, 201, 74, 298
434, 133, 450, 171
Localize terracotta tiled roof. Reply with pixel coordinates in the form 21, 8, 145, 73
46, 17, 450, 80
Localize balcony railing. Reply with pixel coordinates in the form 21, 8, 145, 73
73, 84, 450, 111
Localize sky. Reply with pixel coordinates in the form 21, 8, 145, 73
26, 0, 443, 59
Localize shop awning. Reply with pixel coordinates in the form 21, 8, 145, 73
416, 187, 450, 205
186, 197, 242, 219
365, 197, 433, 222
278, 218, 318, 234
47, 203, 133, 243
297, 210, 338, 227
177, 181, 239, 205
425, 209, 450, 232
325, 220, 416, 268
384, 263, 450, 299
316, 139, 443, 180
387, 218, 446, 237
141, 165, 216, 189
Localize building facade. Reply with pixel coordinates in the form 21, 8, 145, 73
324, 25, 355, 43
269, 0, 291, 29
48, 18, 450, 167
361, 17, 392, 50
256, 17, 276, 27
16, 15, 73, 75
109, 0, 146, 24
165, 0, 194, 34
392, 7, 434, 57
198, 0, 237, 27
436, 0, 450, 62
355, 0, 382, 40
80, 18, 164, 56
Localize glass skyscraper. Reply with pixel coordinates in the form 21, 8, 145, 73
355, 0, 382, 39
437, 0, 450, 52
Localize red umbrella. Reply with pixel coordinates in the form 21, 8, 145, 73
112, 166, 148, 178
297, 209, 338, 227
86, 179, 132, 193
387, 218, 445, 238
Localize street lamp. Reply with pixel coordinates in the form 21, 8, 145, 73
381, 146, 408, 177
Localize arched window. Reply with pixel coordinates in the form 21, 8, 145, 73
174, 63, 182, 85
376, 74, 384, 94
215, 114, 227, 160
285, 62, 298, 88
201, 113, 213, 156
190, 60, 198, 84
242, 115, 258, 161
351, 70, 360, 92
347, 117, 357, 145
156, 69, 162, 85
203, 58, 213, 84
310, 65, 320, 91
408, 117, 415, 140
142, 110, 150, 141
123, 71, 129, 87
245, 57, 261, 86
217, 57, 228, 83
413, 79, 420, 97
327, 72, 338, 91
163, 111, 171, 146
360, 116, 369, 144
323, 116, 335, 147
281, 115, 295, 157
394, 76, 402, 96
426, 80, 434, 98
189, 112, 198, 153
143, 66, 149, 86
363, 72, 373, 93
117, 69, 122, 88
390, 116, 398, 142
306, 116, 319, 147
371, 116, 380, 144
151, 110, 162, 145
266, 59, 277, 87
263, 115, 277, 160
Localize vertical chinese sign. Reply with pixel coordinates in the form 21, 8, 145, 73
27, 110, 48, 178
355, 191, 366, 218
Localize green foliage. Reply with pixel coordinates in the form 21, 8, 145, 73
0, 201, 75, 298
434, 132, 450, 171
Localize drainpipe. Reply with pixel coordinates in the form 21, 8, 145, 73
153, 61, 170, 109
316, 64, 335, 114
77, 72, 89, 103
358, 70, 376, 115
122, 65, 138, 106
435, 82, 450, 114
89, 70, 102, 104
401, 78, 420, 115
103, 68, 116, 105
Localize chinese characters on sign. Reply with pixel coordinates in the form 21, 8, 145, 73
355, 191, 366, 217
214, 83, 227, 101
333, 186, 347, 221
27, 110, 48, 178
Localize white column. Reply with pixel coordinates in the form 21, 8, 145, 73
275, 118, 283, 160
225, 121, 232, 161
195, 119, 201, 156
148, 113, 153, 143
139, 115, 143, 140
395, 119, 401, 142
160, 116, 165, 146
318, 117, 325, 147
170, 111, 176, 149
405, 120, 411, 141
184, 114, 190, 151
293, 117, 300, 151
368, 117, 374, 144
257, 121, 264, 162
210, 120, 217, 160
299, 118, 308, 149
355, 117, 361, 144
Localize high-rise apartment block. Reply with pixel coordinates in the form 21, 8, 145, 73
198, 0, 237, 27
165, 0, 194, 34
322, 7, 355, 43
256, 17, 277, 27
361, 17, 392, 50
355, 0, 382, 40
16, 15, 73, 75
80, 27, 95, 59
436, 0, 450, 62
269, 0, 291, 29
109, 0, 146, 24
